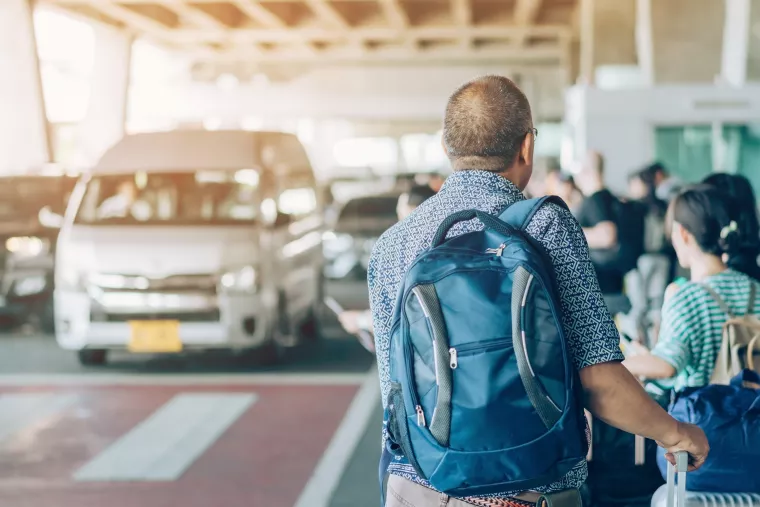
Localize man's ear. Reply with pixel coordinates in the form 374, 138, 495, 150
519, 132, 534, 165
441, 137, 449, 157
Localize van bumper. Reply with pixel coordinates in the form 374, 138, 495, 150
54, 290, 273, 351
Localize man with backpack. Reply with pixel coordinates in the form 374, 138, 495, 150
367, 75, 708, 507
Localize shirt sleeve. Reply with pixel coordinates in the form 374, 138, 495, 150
651, 287, 697, 373
526, 203, 624, 370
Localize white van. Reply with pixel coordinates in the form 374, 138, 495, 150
55, 131, 324, 366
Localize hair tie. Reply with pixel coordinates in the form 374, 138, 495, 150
720, 220, 738, 239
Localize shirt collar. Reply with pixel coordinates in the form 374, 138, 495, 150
440, 170, 525, 201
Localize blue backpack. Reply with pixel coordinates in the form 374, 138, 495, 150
386, 197, 588, 497
656, 370, 760, 493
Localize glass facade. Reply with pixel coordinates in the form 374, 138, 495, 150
655, 124, 760, 202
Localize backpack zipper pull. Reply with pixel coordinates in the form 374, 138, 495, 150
449, 347, 458, 369
415, 405, 426, 427
485, 243, 506, 256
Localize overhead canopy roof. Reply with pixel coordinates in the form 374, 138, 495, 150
42, 0, 578, 68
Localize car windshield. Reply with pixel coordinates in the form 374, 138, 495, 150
75, 170, 261, 226
337, 196, 399, 223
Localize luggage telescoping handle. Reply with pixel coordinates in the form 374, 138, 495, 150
431, 209, 519, 248
666, 451, 688, 507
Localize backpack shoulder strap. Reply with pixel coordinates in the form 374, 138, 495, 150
699, 283, 735, 319
498, 195, 569, 231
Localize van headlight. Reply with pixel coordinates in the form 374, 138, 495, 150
220, 266, 258, 292
13, 275, 47, 297
5, 237, 49, 258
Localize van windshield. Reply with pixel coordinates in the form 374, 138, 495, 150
75, 170, 261, 226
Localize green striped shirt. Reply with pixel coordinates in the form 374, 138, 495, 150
652, 269, 760, 392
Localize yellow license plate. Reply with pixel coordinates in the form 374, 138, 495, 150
128, 320, 182, 353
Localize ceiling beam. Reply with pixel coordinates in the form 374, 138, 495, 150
233, 0, 286, 27
195, 44, 564, 65
450, 0, 472, 48
78, 2, 171, 37
162, 25, 570, 44
304, 0, 348, 29
378, 0, 407, 29
166, 1, 228, 29
514, 0, 543, 45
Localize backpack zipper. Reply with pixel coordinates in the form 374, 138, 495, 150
448, 348, 458, 369
485, 243, 507, 256
415, 405, 426, 427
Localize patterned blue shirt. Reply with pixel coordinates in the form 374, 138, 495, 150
367, 170, 624, 499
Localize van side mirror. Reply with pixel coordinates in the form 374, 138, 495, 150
273, 211, 293, 228
39, 206, 64, 229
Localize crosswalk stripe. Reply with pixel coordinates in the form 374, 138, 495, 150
0, 393, 77, 444
74, 392, 256, 482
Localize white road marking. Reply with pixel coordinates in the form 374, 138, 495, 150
0, 393, 77, 444
74, 393, 256, 482
0, 373, 366, 387
293, 367, 380, 507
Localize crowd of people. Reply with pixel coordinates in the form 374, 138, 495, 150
332, 75, 760, 506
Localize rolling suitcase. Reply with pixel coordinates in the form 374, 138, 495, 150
651, 451, 760, 507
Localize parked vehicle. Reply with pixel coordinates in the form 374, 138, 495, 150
55, 131, 323, 366
0, 175, 76, 332
323, 193, 399, 313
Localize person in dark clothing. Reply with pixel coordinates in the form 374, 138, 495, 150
575, 151, 625, 294
703, 173, 760, 282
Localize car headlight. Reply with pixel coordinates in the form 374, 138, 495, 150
220, 266, 258, 292
13, 275, 47, 297
322, 232, 354, 259
5, 237, 50, 258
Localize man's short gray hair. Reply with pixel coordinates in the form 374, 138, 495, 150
443, 75, 533, 172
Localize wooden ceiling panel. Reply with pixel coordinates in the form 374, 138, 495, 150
42, 0, 576, 67
120, 3, 180, 28
471, 0, 516, 25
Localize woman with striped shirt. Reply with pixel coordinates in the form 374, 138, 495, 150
624, 185, 760, 392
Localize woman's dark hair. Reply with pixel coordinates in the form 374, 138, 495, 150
667, 184, 742, 257
631, 166, 667, 217
702, 173, 760, 253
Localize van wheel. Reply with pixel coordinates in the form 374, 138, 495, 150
77, 349, 108, 366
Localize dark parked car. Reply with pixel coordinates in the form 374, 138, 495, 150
0, 175, 76, 332
322, 193, 399, 315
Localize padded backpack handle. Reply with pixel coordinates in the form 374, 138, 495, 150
431, 209, 518, 247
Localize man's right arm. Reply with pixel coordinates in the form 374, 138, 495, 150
527, 204, 708, 470
580, 362, 708, 470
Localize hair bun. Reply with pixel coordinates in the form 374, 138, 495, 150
718, 220, 742, 255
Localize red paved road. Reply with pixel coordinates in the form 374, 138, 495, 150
0, 383, 359, 507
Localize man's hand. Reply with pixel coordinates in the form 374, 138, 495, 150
657, 422, 709, 472
338, 310, 365, 335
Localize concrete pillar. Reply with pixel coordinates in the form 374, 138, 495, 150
76, 24, 133, 165
720, 0, 751, 87
747, 1, 760, 81
635, 0, 654, 85
650, 0, 725, 83
0, 0, 51, 174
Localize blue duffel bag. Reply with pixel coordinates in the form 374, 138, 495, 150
657, 370, 760, 493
